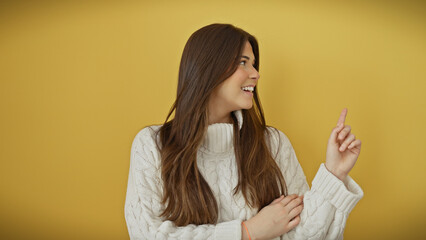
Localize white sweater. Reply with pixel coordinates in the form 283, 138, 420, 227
124, 111, 364, 240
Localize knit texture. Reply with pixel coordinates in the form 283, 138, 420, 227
124, 111, 364, 240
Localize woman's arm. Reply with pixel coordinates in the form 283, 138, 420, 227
124, 127, 242, 240
268, 128, 363, 240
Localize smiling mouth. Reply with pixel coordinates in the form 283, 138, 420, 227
241, 86, 254, 92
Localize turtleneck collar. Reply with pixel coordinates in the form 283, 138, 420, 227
200, 110, 243, 153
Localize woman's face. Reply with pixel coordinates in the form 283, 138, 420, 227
209, 41, 260, 114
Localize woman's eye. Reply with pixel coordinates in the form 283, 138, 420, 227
239, 60, 246, 65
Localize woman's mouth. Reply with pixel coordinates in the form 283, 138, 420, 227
241, 86, 254, 93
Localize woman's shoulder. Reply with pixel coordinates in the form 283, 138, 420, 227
135, 124, 162, 138
130, 125, 163, 168
265, 126, 293, 150
132, 124, 163, 149
265, 126, 299, 172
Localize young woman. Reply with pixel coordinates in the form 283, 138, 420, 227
124, 23, 363, 240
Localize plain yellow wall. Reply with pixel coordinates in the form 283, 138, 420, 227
1, 1, 425, 239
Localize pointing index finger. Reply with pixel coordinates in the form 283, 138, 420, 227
337, 108, 348, 126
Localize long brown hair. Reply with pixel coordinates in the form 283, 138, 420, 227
157, 23, 287, 226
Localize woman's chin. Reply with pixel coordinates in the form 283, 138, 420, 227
240, 103, 253, 110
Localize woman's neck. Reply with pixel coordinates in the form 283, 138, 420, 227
208, 101, 233, 124
207, 92, 236, 124
208, 111, 232, 125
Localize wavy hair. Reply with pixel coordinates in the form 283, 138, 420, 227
157, 23, 287, 226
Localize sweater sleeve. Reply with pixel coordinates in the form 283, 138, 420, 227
124, 127, 242, 240
267, 128, 364, 240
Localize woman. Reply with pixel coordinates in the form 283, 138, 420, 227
124, 23, 363, 240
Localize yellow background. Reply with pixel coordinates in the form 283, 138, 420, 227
1, 1, 425, 239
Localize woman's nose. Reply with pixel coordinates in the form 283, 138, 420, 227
250, 67, 260, 81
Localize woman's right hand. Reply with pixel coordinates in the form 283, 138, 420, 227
243, 194, 304, 240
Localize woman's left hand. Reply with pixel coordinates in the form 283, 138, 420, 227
325, 108, 362, 181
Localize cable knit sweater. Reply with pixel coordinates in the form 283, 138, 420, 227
124, 110, 364, 240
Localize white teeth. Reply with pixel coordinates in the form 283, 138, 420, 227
241, 86, 254, 92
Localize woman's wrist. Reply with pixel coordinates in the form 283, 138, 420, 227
241, 221, 250, 240
244, 219, 264, 240
324, 163, 347, 181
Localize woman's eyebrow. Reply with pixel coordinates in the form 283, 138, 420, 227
241, 55, 256, 63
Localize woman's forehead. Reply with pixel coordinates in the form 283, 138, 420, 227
241, 42, 255, 61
